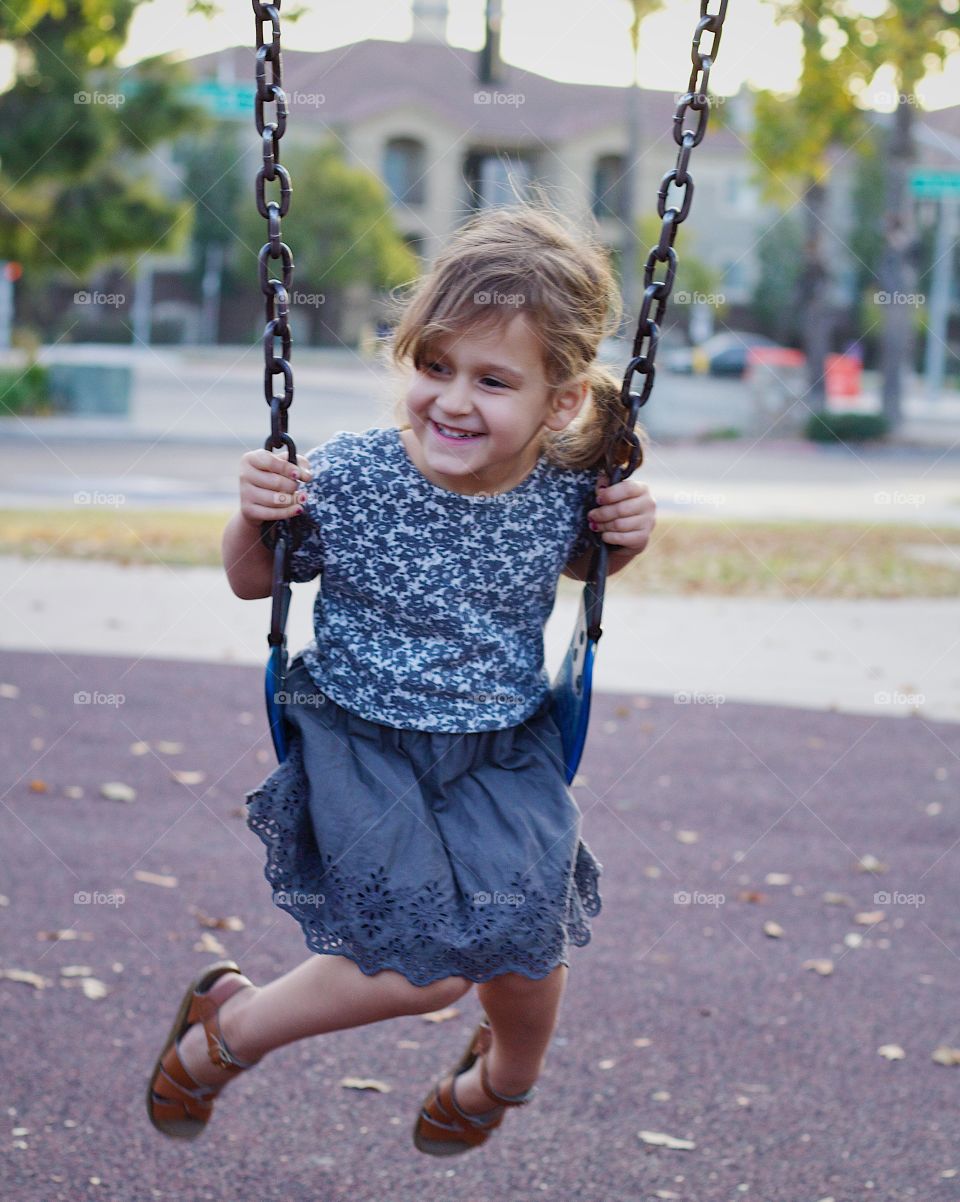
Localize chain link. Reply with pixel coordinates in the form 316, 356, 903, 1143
603, 0, 728, 487
252, 0, 307, 579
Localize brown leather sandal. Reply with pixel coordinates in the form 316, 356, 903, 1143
146, 959, 258, 1140
413, 1016, 537, 1156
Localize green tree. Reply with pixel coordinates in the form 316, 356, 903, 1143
832, 0, 960, 422
752, 1, 866, 414
238, 141, 418, 345
0, 2, 209, 280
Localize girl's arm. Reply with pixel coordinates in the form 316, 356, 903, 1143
222, 511, 276, 600
223, 448, 313, 599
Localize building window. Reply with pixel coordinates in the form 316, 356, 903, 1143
383, 138, 426, 206
592, 154, 626, 221
463, 152, 534, 210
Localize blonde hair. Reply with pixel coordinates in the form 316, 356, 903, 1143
383, 201, 649, 475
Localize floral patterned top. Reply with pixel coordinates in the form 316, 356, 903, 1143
287, 426, 599, 732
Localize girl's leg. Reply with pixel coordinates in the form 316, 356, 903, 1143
176, 953, 472, 1088
450, 964, 568, 1116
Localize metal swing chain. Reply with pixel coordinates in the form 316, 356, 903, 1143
252, 0, 306, 651
603, 0, 729, 489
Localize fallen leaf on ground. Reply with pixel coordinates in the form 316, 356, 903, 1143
822, 892, 853, 905
28, 779, 48, 793
638, 1129, 695, 1150
932, 1045, 960, 1066
926, 802, 942, 815
843, 932, 864, 948
802, 959, 835, 976
37, 929, 93, 942
598, 1058, 616, 1069
633, 1037, 652, 1048
194, 932, 227, 955
100, 782, 136, 803
675, 830, 699, 844
191, 907, 245, 931
0, 682, 21, 698
421, 1006, 459, 1023
339, 1076, 391, 1093
878, 1044, 905, 1060
396, 1039, 420, 1049
59, 965, 93, 977
133, 870, 178, 888
738, 889, 765, 903
765, 872, 791, 885
156, 741, 184, 754
171, 770, 206, 786
856, 854, 888, 873
63, 785, 84, 799
854, 910, 885, 925
129, 741, 150, 756
763, 921, 784, 938
0, 968, 53, 989
61, 976, 108, 999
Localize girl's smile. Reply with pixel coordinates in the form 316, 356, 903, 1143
402, 312, 587, 496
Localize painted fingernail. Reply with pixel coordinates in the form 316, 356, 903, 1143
589, 520, 598, 531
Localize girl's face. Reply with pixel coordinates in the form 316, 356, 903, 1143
402, 311, 587, 496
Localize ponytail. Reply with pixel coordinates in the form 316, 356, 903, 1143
543, 361, 650, 477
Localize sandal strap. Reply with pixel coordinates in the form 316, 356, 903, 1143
479, 1051, 537, 1106
185, 971, 257, 1072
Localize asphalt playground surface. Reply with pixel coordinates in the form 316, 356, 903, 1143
1, 647, 958, 1202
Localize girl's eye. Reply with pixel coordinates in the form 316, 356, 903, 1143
481, 377, 507, 388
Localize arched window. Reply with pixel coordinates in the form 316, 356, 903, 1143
592, 154, 626, 221
383, 137, 426, 206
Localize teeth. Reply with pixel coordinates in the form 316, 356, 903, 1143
436, 422, 479, 439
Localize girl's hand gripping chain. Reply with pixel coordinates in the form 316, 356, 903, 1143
239, 447, 314, 523
587, 472, 656, 561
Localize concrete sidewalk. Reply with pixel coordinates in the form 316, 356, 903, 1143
2, 554, 957, 723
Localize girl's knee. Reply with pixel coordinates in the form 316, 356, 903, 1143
394, 973, 472, 1014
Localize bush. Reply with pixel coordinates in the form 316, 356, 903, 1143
805, 412, 889, 443
0, 364, 51, 416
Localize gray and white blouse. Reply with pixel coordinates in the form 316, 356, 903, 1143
287, 426, 599, 732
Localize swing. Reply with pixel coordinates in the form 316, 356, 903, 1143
250, 0, 729, 780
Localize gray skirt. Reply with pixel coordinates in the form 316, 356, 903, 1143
244, 653, 603, 986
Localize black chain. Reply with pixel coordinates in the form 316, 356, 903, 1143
604, 0, 728, 487
252, 0, 308, 653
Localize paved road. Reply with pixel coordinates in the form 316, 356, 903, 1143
1, 648, 958, 1202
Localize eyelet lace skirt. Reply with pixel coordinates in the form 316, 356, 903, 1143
244, 653, 603, 986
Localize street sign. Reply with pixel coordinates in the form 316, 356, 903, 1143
185, 81, 256, 119
910, 169, 960, 198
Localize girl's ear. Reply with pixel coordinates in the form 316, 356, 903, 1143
546, 375, 589, 430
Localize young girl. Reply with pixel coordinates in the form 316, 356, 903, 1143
147, 203, 656, 1154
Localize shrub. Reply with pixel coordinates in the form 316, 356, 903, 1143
805, 412, 889, 443
0, 364, 51, 416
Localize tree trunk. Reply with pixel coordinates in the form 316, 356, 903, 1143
798, 178, 830, 415
879, 97, 918, 430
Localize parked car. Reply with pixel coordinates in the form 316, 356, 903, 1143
666, 332, 781, 378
